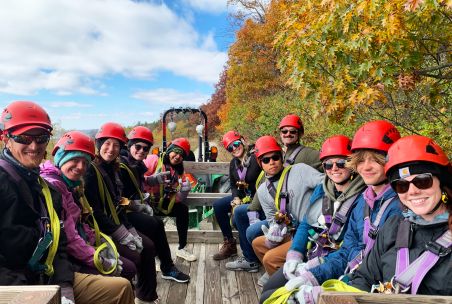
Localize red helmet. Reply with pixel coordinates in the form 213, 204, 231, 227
279, 114, 304, 135
171, 138, 190, 156
254, 135, 282, 159
385, 135, 450, 174
128, 126, 154, 145
351, 120, 400, 153
222, 130, 242, 149
319, 135, 352, 161
52, 131, 95, 159
95, 122, 127, 144
1, 101, 52, 135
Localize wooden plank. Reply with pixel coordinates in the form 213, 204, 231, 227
0, 285, 60, 304
166, 230, 239, 243
318, 292, 452, 304
193, 243, 206, 304
186, 192, 230, 206
219, 245, 241, 304
166, 244, 191, 304
236, 270, 259, 304
184, 161, 229, 175
204, 244, 222, 304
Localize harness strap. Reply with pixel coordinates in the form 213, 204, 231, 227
284, 145, 303, 166
91, 163, 120, 225
275, 166, 292, 212
155, 164, 178, 215
328, 194, 359, 236
256, 170, 265, 190
393, 221, 452, 294
119, 163, 144, 202
0, 159, 21, 182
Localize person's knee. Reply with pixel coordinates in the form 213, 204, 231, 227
104, 277, 135, 304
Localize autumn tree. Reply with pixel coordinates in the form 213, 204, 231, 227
275, 0, 451, 152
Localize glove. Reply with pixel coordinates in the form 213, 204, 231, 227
60, 285, 75, 304
262, 223, 287, 248
285, 271, 319, 292
247, 211, 260, 225
179, 179, 192, 192
129, 199, 154, 216
293, 285, 322, 304
61, 297, 75, 304
145, 171, 170, 186
111, 225, 137, 251
230, 197, 242, 208
99, 247, 123, 276
129, 227, 143, 253
284, 250, 304, 280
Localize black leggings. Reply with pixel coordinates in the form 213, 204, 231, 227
155, 203, 189, 250
260, 267, 287, 303
127, 212, 175, 273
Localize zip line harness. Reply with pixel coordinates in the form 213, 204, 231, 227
269, 166, 295, 229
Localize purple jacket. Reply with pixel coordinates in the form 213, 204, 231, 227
40, 161, 96, 267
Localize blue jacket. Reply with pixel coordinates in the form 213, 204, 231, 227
309, 186, 403, 284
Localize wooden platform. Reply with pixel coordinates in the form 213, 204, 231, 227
156, 243, 265, 304
0, 285, 60, 304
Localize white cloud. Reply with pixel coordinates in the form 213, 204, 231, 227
182, 0, 227, 13
48, 101, 93, 108
0, 0, 227, 95
133, 88, 210, 106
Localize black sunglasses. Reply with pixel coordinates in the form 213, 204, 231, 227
261, 154, 281, 164
134, 143, 150, 152
323, 159, 347, 170
390, 173, 434, 194
9, 133, 50, 145
227, 141, 241, 152
281, 129, 298, 135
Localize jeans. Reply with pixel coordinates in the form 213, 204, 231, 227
232, 204, 268, 262
213, 195, 234, 239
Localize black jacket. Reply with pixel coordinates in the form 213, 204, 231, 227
351, 215, 452, 295
84, 159, 131, 235
0, 151, 74, 286
229, 153, 261, 199
119, 152, 147, 200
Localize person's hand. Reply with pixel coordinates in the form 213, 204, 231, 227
112, 225, 137, 251
230, 197, 242, 208
128, 227, 143, 253
128, 199, 154, 216
145, 171, 170, 186
179, 179, 191, 192
61, 297, 75, 304
262, 222, 287, 248
284, 250, 304, 280
285, 271, 319, 292
98, 247, 123, 276
293, 285, 322, 304
247, 211, 260, 225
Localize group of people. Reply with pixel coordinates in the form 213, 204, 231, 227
0, 101, 195, 304
0, 100, 450, 304
212, 114, 452, 303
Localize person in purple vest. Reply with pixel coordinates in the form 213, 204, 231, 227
260, 120, 403, 304
350, 135, 452, 295
212, 130, 261, 260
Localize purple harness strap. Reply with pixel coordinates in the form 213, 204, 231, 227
394, 222, 452, 294
279, 171, 289, 214
237, 165, 247, 182
284, 145, 303, 166
327, 194, 359, 236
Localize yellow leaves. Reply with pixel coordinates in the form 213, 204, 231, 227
348, 83, 384, 106
404, 0, 424, 11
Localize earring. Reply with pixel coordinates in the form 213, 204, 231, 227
442, 192, 448, 204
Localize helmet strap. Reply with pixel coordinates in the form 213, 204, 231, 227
373, 178, 388, 187
427, 199, 443, 215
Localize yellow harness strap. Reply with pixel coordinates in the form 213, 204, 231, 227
321, 279, 366, 292
274, 165, 292, 210
153, 155, 177, 215
91, 164, 120, 225
255, 170, 265, 190
263, 286, 298, 304
119, 163, 144, 203
38, 177, 60, 277
77, 188, 119, 275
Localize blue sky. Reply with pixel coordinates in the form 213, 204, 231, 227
0, 0, 234, 130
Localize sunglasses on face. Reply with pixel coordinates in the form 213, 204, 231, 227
390, 173, 434, 194
227, 141, 242, 152
9, 133, 50, 145
280, 129, 298, 135
134, 143, 150, 152
323, 159, 347, 170
261, 154, 281, 164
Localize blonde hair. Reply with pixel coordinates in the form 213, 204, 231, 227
347, 150, 386, 173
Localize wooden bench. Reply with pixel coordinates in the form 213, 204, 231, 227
318, 292, 452, 304
0, 285, 60, 304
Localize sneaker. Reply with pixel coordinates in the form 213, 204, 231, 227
161, 266, 190, 283
176, 248, 197, 262
257, 272, 269, 287
213, 238, 237, 260
225, 256, 259, 273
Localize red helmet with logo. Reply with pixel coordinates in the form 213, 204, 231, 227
319, 135, 352, 161
128, 126, 154, 145
222, 130, 242, 149
95, 122, 127, 144
254, 135, 282, 159
52, 131, 95, 159
1, 101, 52, 135
279, 114, 304, 135
171, 138, 190, 156
351, 120, 400, 153
385, 135, 450, 175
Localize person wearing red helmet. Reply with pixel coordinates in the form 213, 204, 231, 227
265, 120, 403, 304
258, 135, 366, 295
226, 135, 324, 276
40, 131, 135, 304
144, 137, 197, 262
84, 122, 160, 303
119, 126, 190, 284
350, 135, 452, 295
211, 131, 261, 260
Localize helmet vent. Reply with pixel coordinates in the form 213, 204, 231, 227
426, 144, 439, 155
